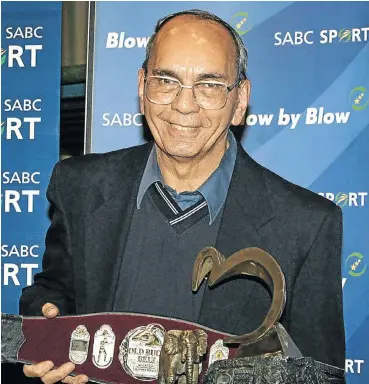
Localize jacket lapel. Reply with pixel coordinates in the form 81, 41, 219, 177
83, 144, 152, 313
198, 145, 275, 334
82, 141, 276, 326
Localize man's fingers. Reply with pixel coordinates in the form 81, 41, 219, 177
23, 361, 87, 384
40, 362, 75, 384
61, 374, 89, 384
42, 303, 60, 319
23, 361, 54, 378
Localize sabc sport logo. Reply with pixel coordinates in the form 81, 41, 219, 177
329, 27, 369, 43
274, 26, 369, 46
350, 86, 369, 111
345, 252, 366, 277
338, 28, 355, 42
231, 12, 251, 36
334, 192, 366, 207
1, 27, 43, 67
335, 193, 350, 207
1, 45, 41, 67
1, 48, 6, 65
318, 192, 367, 207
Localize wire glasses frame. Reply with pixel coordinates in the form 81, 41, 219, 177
144, 75, 241, 110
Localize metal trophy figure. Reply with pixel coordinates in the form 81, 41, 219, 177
158, 329, 208, 384
192, 246, 294, 358
158, 246, 345, 384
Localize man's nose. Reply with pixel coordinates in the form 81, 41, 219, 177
171, 87, 200, 114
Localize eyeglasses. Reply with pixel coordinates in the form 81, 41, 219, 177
144, 75, 240, 110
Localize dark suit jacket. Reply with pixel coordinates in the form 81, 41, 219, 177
19, 142, 345, 368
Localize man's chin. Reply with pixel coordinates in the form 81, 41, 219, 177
161, 144, 202, 160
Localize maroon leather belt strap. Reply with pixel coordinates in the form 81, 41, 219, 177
1, 312, 237, 384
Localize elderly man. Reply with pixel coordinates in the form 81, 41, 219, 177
21, 9, 345, 384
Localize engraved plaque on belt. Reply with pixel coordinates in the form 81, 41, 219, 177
69, 325, 90, 364
92, 324, 116, 369
119, 324, 165, 380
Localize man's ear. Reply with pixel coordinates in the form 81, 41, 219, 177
138, 69, 145, 115
231, 79, 251, 126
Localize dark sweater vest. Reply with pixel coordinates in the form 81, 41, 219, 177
112, 184, 223, 323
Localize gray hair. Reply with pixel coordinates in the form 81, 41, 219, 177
142, 9, 248, 82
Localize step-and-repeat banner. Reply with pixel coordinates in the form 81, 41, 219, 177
1, 2, 61, 314
87, 2, 369, 382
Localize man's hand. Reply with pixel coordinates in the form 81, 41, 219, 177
23, 303, 89, 384
24, 361, 88, 384
41, 302, 60, 319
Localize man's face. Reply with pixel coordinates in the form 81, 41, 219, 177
138, 16, 250, 160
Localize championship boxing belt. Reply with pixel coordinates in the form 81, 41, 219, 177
2, 246, 346, 384
1, 311, 239, 384
1, 313, 345, 384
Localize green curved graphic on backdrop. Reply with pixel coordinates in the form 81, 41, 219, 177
232, 12, 250, 36
346, 252, 367, 277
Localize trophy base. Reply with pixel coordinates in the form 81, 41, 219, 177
203, 355, 345, 384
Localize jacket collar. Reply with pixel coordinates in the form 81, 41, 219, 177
84, 140, 275, 317
228, 143, 275, 231
95, 140, 274, 231
136, 132, 238, 225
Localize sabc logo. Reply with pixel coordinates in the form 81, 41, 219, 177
345, 252, 366, 277
1, 48, 6, 66
335, 192, 350, 207
324, 192, 367, 208
231, 12, 250, 36
350, 86, 368, 111
338, 29, 352, 42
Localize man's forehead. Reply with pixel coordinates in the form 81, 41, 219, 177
156, 16, 235, 48
150, 16, 237, 76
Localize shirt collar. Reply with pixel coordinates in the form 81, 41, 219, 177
136, 131, 238, 224
136, 145, 162, 209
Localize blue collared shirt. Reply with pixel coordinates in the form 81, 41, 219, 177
137, 131, 237, 224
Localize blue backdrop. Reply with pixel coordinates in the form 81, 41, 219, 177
1, 2, 61, 314
87, 2, 369, 382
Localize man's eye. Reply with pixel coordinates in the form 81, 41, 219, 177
160, 78, 176, 85
202, 83, 222, 89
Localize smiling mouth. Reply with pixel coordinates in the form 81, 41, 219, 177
170, 123, 199, 131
